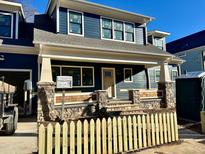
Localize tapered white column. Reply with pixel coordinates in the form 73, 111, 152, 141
39, 57, 53, 82
160, 62, 171, 82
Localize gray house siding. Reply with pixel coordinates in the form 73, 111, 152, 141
135, 24, 145, 45
176, 50, 204, 74
59, 7, 68, 34
51, 60, 148, 99
84, 12, 101, 39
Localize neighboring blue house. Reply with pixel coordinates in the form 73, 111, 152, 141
0, 1, 38, 115
167, 30, 205, 74
0, 0, 182, 116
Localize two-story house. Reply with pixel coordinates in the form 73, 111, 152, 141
0, 1, 38, 116
35, 0, 181, 103
167, 30, 205, 74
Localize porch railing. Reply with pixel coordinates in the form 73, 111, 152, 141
38, 111, 179, 154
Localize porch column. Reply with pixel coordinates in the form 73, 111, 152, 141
37, 57, 58, 122
158, 62, 176, 108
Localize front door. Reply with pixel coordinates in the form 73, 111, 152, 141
102, 68, 116, 98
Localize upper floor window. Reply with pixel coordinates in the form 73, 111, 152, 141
0, 13, 13, 38
68, 11, 84, 36
102, 18, 112, 39
101, 17, 135, 43
125, 23, 134, 42
114, 21, 123, 40
172, 70, 178, 81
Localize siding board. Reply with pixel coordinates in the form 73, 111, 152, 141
59, 7, 68, 34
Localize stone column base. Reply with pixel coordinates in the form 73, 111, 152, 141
158, 82, 176, 108
129, 89, 140, 104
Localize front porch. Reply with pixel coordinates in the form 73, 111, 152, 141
37, 49, 176, 121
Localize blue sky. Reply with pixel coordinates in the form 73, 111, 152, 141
32, 0, 205, 42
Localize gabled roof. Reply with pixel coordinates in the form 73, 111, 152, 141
167, 30, 205, 54
0, 0, 25, 19
33, 15, 172, 57
47, 0, 154, 24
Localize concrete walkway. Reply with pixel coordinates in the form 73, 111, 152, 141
137, 126, 205, 154
0, 120, 37, 154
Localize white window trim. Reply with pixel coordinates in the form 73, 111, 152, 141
171, 70, 178, 82
124, 68, 133, 83
100, 16, 136, 44
0, 12, 14, 39
67, 9, 84, 37
15, 11, 19, 39
155, 69, 160, 83
52, 65, 94, 88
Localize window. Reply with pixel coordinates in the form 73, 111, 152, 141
82, 68, 93, 86
69, 11, 83, 35
0, 13, 13, 38
52, 66, 94, 87
155, 69, 160, 82
172, 70, 178, 81
101, 17, 135, 42
124, 68, 133, 82
52, 66, 60, 82
114, 21, 123, 40
154, 38, 164, 50
125, 23, 134, 42
102, 18, 112, 39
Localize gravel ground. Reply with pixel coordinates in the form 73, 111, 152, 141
0, 119, 37, 154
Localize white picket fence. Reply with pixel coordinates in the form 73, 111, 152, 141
38, 111, 179, 154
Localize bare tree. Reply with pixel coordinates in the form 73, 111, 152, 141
4, 0, 38, 22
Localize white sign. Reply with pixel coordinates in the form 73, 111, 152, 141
56, 76, 73, 89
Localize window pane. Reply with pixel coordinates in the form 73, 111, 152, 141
70, 23, 82, 34
172, 71, 178, 81
125, 23, 134, 33
125, 32, 134, 42
82, 68, 93, 86
155, 70, 160, 82
69, 11, 82, 24
125, 69, 132, 81
62, 67, 81, 86
114, 31, 123, 40
0, 14, 11, 37
52, 67, 60, 82
102, 18, 112, 29
114, 21, 123, 31
102, 29, 112, 39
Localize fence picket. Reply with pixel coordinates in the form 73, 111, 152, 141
62, 122, 68, 154
146, 114, 151, 147
84, 120, 89, 154
90, 119, 95, 154
123, 116, 128, 151
47, 123, 53, 154
77, 121, 82, 154
102, 118, 107, 154
133, 116, 138, 150
108, 118, 112, 154
155, 114, 160, 145
70, 121, 75, 154
117, 117, 123, 152
113, 117, 118, 153
159, 113, 164, 144
55, 123, 61, 154
39, 124, 46, 154
174, 112, 179, 141
142, 115, 147, 148
151, 114, 156, 146
167, 112, 171, 142
163, 112, 168, 143
128, 116, 133, 150
96, 119, 101, 154
137, 115, 142, 149
170, 112, 175, 141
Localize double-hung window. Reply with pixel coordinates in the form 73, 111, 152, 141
114, 21, 123, 40
0, 13, 13, 38
155, 69, 160, 82
102, 18, 112, 39
125, 23, 134, 42
69, 11, 83, 35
